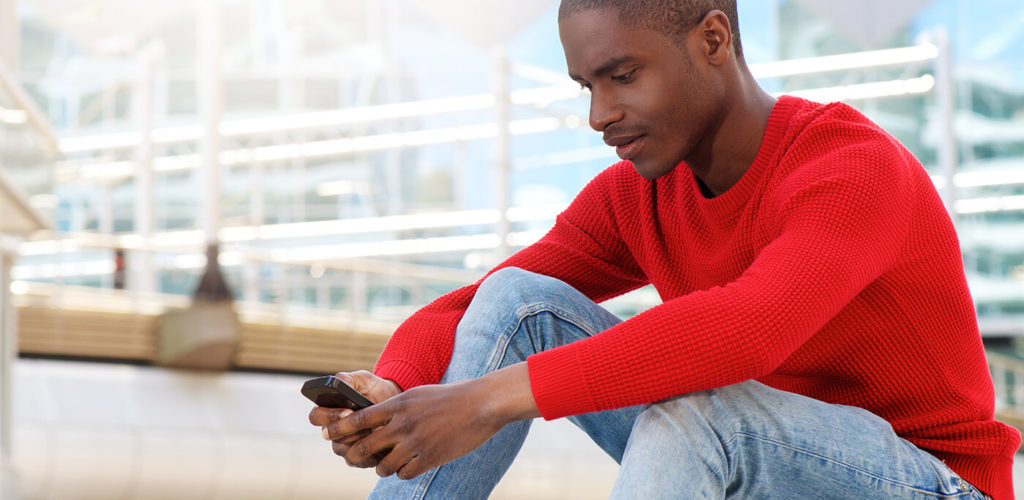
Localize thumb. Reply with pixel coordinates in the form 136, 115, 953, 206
334, 370, 373, 393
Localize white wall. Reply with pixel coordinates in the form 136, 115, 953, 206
10, 358, 618, 499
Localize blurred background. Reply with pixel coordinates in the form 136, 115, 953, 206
1, 0, 1023, 498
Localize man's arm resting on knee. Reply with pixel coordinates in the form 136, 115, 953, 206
321, 362, 540, 479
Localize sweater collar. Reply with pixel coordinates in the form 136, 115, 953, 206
683, 95, 801, 220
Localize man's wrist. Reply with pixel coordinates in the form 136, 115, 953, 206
383, 378, 402, 394
476, 362, 541, 425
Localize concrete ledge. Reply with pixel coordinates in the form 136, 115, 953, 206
1, 455, 18, 500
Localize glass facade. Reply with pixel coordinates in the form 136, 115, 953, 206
7, 0, 1024, 335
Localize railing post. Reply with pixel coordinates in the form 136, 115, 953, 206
0, 0, 19, 495
991, 360, 1008, 408
933, 28, 959, 227
0, 244, 17, 500
493, 47, 511, 260
132, 42, 162, 299
198, 0, 224, 248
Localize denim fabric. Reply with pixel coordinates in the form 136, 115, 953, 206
370, 268, 989, 499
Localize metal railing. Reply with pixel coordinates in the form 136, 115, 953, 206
987, 351, 1024, 429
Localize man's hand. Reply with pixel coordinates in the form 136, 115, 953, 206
321, 363, 539, 479
308, 371, 402, 459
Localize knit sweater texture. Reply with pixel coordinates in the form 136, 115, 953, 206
374, 96, 1020, 499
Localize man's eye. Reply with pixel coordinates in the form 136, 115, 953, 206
579, 83, 592, 93
611, 69, 637, 82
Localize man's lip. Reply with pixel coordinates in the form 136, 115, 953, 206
611, 135, 645, 160
603, 134, 643, 148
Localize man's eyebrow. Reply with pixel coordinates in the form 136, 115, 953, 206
568, 56, 636, 82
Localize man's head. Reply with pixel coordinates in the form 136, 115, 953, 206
557, 0, 747, 181
558, 0, 742, 59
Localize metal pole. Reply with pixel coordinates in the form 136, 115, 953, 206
0, 0, 17, 72
132, 42, 161, 297
0, 16, 21, 492
455, 140, 466, 210
0, 247, 16, 500
198, 0, 224, 247
99, 184, 113, 236
383, 0, 404, 217
245, 161, 264, 301
350, 271, 367, 324
933, 28, 958, 228
492, 47, 511, 259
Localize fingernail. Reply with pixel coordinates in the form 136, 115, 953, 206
321, 426, 331, 440
336, 409, 353, 419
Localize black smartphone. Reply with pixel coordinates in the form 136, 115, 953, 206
301, 375, 374, 410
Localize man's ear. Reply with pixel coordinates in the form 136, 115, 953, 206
700, 10, 733, 65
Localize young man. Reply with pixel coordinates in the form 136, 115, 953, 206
310, 1, 1020, 497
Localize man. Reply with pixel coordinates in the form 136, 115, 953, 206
310, 1, 1020, 497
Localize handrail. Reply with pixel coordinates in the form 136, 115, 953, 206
12, 281, 397, 333
0, 59, 59, 157
0, 168, 49, 236
987, 351, 1024, 412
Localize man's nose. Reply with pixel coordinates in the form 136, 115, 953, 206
588, 90, 623, 131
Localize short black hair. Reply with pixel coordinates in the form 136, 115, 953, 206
558, 0, 743, 58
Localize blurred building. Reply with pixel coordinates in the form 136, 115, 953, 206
2, 0, 1023, 498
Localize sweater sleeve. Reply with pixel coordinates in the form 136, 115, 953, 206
374, 165, 649, 390
527, 138, 917, 419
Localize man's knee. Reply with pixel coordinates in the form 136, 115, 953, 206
630, 383, 768, 442
616, 389, 735, 495
478, 267, 535, 294
635, 389, 723, 436
475, 267, 573, 308
458, 268, 551, 345
628, 381, 849, 451
621, 385, 767, 482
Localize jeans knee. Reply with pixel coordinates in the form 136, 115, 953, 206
451, 269, 576, 379
458, 268, 543, 346
637, 392, 715, 434
619, 390, 732, 490
630, 382, 804, 453
477, 267, 535, 296
475, 267, 572, 311
632, 385, 749, 443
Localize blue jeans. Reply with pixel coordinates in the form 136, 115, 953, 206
370, 268, 989, 499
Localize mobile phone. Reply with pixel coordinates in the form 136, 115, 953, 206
301, 375, 374, 410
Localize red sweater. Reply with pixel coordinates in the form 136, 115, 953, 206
374, 96, 1020, 498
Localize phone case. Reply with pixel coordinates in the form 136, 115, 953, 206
301, 375, 374, 410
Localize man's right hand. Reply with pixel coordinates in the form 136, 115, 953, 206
307, 370, 402, 462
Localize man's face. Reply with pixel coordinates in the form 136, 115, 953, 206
559, 8, 719, 180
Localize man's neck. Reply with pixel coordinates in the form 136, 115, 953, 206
688, 79, 776, 198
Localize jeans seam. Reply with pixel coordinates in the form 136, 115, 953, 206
515, 302, 605, 337
696, 402, 732, 489
484, 302, 607, 373
729, 432, 975, 498
409, 465, 443, 500
485, 318, 523, 373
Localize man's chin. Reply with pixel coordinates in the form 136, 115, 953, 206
630, 160, 675, 180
